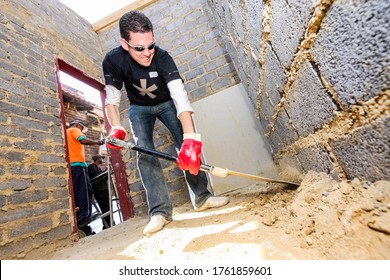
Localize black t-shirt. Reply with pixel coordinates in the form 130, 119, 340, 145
102, 45, 182, 106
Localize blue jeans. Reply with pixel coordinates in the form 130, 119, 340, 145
129, 100, 212, 219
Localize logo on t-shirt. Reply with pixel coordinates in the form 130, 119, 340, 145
149, 71, 158, 78
133, 79, 158, 99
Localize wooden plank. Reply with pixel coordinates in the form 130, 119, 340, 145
92, 0, 158, 32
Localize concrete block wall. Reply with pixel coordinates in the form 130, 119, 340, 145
0, 0, 105, 259
208, 0, 390, 182
97, 0, 239, 216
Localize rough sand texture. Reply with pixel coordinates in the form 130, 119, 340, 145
44, 171, 390, 260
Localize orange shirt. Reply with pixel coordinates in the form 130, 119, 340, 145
66, 127, 87, 165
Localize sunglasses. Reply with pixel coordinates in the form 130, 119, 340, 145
124, 40, 156, 52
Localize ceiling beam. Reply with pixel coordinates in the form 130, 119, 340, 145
92, 0, 158, 32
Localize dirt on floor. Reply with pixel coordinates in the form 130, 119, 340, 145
45, 171, 390, 260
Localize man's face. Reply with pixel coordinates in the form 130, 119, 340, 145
120, 31, 155, 67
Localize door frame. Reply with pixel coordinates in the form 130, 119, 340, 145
55, 58, 134, 234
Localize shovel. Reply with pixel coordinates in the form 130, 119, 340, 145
106, 137, 301, 188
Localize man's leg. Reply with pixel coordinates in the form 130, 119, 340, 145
94, 189, 112, 228
71, 166, 93, 225
129, 104, 173, 220
157, 101, 228, 210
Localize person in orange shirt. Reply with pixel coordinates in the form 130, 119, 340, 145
66, 120, 105, 235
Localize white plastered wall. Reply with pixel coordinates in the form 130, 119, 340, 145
192, 83, 279, 195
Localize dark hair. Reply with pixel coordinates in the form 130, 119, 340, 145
119, 11, 153, 41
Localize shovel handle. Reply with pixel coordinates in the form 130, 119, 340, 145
106, 138, 300, 186
109, 138, 213, 173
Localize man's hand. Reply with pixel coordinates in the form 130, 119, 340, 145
176, 133, 202, 175
106, 126, 126, 150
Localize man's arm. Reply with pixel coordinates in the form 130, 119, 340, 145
167, 79, 202, 175
106, 104, 122, 127
105, 85, 127, 149
79, 138, 105, 146
178, 111, 196, 134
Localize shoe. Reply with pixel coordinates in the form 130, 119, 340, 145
143, 215, 171, 236
195, 196, 230, 211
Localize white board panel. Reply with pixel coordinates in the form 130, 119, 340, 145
192, 84, 279, 195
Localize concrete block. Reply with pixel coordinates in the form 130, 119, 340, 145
296, 144, 339, 180
270, 0, 317, 67
268, 127, 283, 154
258, 92, 274, 130
311, 0, 390, 108
329, 116, 390, 181
285, 60, 337, 137
231, 1, 245, 40
272, 109, 299, 147
245, 0, 263, 56
263, 43, 286, 106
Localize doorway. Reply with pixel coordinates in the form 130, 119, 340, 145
55, 59, 134, 235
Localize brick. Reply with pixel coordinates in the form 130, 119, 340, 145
129, 180, 145, 193
14, 140, 46, 151
33, 224, 71, 248
0, 207, 34, 224
34, 200, 70, 216
33, 177, 67, 188
0, 178, 32, 191
210, 76, 232, 91
167, 179, 186, 194
8, 189, 49, 204
11, 116, 49, 132
0, 194, 5, 207
8, 216, 52, 238
197, 72, 218, 87
184, 67, 204, 81
0, 238, 33, 259
0, 80, 26, 96
52, 166, 67, 176
204, 55, 230, 72
9, 165, 49, 176
38, 154, 65, 164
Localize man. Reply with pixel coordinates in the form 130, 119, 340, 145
66, 120, 105, 235
88, 155, 113, 229
102, 11, 229, 235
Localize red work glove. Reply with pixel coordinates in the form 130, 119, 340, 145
106, 126, 126, 150
176, 133, 202, 175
